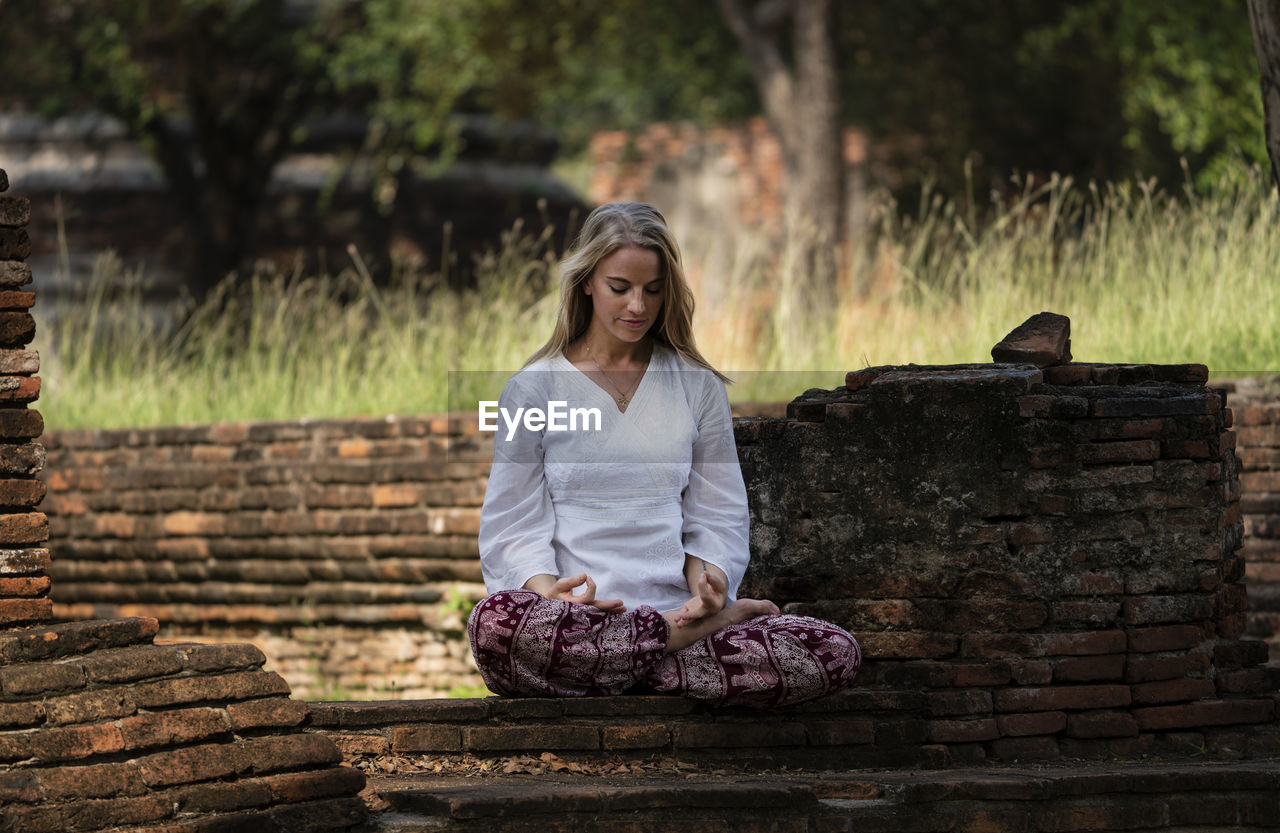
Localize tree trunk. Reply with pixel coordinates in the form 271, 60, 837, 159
715, 0, 845, 303
1248, 0, 1280, 191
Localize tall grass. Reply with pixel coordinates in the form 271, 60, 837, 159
35, 171, 1280, 430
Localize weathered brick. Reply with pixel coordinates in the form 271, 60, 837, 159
37, 761, 146, 800
0, 597, 52, 625
987, 736, 1060, 762
805, 719, 874, 746
1034, 797, 1169, 832
601, 724, 671, 749
1129, 677, 1216, 705
29, 723, 125, 762
859, 631, 959, 659
0, 699, 44, 728
1076, 440, 1160, 464
1037, 631, 1128, 657
118, 707, 230, 751
1127, 624, 1206, 653
80, 644, 186, 684
170, 779, 274, 813
0, 546, 48, 575
1215, 667, 1273, 695
0, 196, 30, 227
0, 290, 34, 310
137, 742, 243, 787
1051, 600, 1121, 629
0, 348, 37, 374
1167, 795, 1242, 826
1122, 594, 1215, 625
0, 228, 31, 259
0, 260, 32, 288
327, 732, 389, 757
927, 718, 1000, 743
0, 478, 45, 507
993, 685, 1130, 713
1133, 698, 1275, 731
673, 722, 807, 749
0, 769, 39, 803
10, 794, 171, 833
0, 511, 47, 544
44, 687, 137, 725
1125, 653, 1209, 683
1009, 660, 1054, 685
237, 733, 342, 774
1066, 711, 1138, 738
926, 690, 993, 717
0, 575, 51, 596
263, 766, 365, 803
996, 711, 1067, 737
1, 659, 85, 696
1090, 394, 1219, 418
463, 724, 600, 751
0, 311, 35, 346
266, 795, 367, 832
226, 697, 308, 731
0, 732, 32, 762
131, 670, 291, 707
180, 642, 266, 672
391, 725, 462, 752
1053, 655, 1125, 683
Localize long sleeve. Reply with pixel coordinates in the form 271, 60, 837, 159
680, 374, 751, 601
478, 376, 559, 594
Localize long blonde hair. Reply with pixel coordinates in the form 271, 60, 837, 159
526, 202, 727, 381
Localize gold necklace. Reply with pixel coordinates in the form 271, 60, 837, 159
585, 344, 639, 410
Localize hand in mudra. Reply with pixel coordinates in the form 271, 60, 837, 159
674, 569, 728, 627
547, 573, 626, 614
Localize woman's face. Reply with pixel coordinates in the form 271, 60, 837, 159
583, 246, 664, 345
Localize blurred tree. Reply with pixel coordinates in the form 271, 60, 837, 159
714, 0, 843, 294
0, 0, 354, 298
1248, 0, 1280, 190
1018, 0, 1265, 189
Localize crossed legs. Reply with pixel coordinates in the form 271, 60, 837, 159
467, 589, 860, 708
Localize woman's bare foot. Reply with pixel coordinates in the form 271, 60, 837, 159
673, 570, 727, 627
662, 596, 780, 653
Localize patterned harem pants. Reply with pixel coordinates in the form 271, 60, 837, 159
467, 590, 861, 709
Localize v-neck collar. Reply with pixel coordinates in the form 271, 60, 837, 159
557, 343, 663, 416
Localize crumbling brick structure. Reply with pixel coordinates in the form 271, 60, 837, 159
731, 318, 1279, 761
0, 168, 366, 833
1226, 376, 1280, 660
40, 417, 491, 700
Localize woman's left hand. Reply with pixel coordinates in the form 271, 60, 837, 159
674, 569, 728, 627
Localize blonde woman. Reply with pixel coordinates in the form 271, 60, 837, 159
469, 202, 860, 707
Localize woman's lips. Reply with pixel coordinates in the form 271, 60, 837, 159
620, 319, 647, 329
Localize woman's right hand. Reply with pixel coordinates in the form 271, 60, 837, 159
524, 573, 626, 613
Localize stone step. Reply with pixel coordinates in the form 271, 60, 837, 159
359, 759, 1280, 832
0, 617, 158, 664
308, 690, 938, 769
308, 686, 1280, 770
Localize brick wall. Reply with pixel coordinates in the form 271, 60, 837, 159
735, 359, 1278, 760
1226, 375, 1280, 659
0, 166, 366, 833
589, 118, 871, 237
42, 416, 494, 700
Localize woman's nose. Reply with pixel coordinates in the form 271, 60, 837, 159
626, 290, 646, 312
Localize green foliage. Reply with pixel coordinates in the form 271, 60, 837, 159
1020, 0, 1266, 188
36, 167, 1280, 429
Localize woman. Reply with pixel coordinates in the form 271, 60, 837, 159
469, 202, 860, 708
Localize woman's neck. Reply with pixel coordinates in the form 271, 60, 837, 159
572, 332, 653, 368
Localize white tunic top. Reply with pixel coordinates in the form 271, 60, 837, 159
478, 344, 750, 612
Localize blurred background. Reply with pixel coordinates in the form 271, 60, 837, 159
1, 0, 1277, 428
